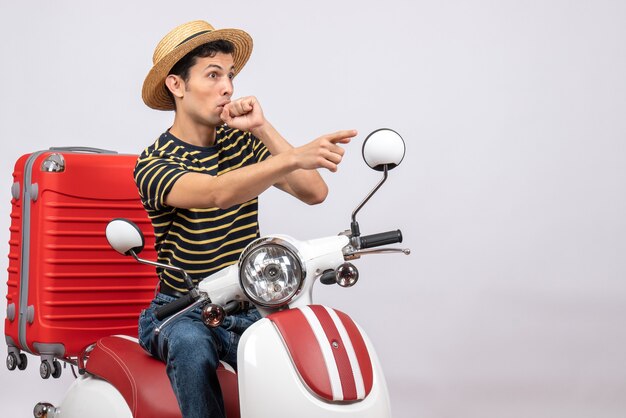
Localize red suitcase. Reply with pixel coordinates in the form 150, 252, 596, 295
5, 147, 158, 378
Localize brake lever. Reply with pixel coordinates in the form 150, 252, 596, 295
344, 247, 411, 260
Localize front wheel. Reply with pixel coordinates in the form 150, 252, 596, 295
6, 352, 27, 371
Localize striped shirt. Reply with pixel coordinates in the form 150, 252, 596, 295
134, 127, 270, 293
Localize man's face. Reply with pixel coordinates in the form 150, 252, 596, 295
177, 52, 235, 126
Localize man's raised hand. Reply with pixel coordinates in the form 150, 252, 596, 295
292, 130, 358, 172
220, 96, 266, 132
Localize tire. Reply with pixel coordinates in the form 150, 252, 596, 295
52, 360, 62, 379
17, 353, 28, 371
6, 353, 17, 371
40, 360, 51, 379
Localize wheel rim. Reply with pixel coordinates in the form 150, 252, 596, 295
6, 354, 16, 370
40, 361, 50, 379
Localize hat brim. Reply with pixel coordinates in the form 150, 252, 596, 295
142, 28, 253, 111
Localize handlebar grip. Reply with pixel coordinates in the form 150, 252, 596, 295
155, 293, 197, 321
359, 229, 403, 249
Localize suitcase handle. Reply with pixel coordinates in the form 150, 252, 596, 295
49, 146, 118, 154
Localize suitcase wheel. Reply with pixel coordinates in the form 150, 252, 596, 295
6, 353, 17, 370
18, 353, 28, 370
51, 360, 62, 378
6, 352, 27, 371
40, 360, 51, 379
40, 359, 62, 379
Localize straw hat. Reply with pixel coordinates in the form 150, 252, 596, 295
142, 20, 253, 110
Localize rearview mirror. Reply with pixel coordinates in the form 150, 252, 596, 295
105, 218, 145, 256
362, 128, 406, 171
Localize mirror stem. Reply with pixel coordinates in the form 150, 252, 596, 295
350, 165, 389, 241
129, 250, 196, 292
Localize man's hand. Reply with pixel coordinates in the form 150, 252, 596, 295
291, 130, 357, 172
220, 96, 266, 132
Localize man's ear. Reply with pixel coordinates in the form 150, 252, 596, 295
165, 74, 184, 99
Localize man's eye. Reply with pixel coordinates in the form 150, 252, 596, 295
228, 73, 234, 79
208, 73, 217, 78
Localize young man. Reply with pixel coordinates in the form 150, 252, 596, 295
134, 20, 356, 418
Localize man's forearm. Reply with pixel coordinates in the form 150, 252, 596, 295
251, 122, 329, 203
165, 151, 298, 209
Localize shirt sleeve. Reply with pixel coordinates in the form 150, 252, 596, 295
134, 151, 188, 212
249, 132, 271, 163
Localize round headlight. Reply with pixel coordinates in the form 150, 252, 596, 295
239, 238, 305, 307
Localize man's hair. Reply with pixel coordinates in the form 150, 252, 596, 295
166, 39, 235, 103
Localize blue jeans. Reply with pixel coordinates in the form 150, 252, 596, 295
138, 292, 261, 418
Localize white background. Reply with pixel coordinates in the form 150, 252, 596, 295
1, 1, 625, 417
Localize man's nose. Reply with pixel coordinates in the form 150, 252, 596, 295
222, 78, 233, 96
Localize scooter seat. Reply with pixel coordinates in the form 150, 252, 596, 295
85, 335, 240, 418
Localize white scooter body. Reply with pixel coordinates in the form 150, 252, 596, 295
56, 375, 132, 418
52, 235, 391, 418
55, 319, 390, 418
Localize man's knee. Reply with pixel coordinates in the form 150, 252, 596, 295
166, 322, 219, 365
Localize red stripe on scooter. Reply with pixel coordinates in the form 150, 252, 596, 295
309, 305, 358, 400
335, 309, 374, 395
268, 309, 333, 400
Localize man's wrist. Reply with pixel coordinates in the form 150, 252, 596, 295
270, 148, 299, 172
250, 121, 272, 140
251, 120, 294, 157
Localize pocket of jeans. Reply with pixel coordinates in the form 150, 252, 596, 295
138, 308, 159, 354
137, 309, 146, 339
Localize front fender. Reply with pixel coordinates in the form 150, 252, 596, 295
238, 306, 391, 418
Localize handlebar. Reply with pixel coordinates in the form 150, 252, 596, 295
359, 229, 402, 249
155, 293, 198, 321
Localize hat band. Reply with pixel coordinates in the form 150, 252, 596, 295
176, 30, 212, 47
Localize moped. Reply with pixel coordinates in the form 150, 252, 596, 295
32, 128, 409, 418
